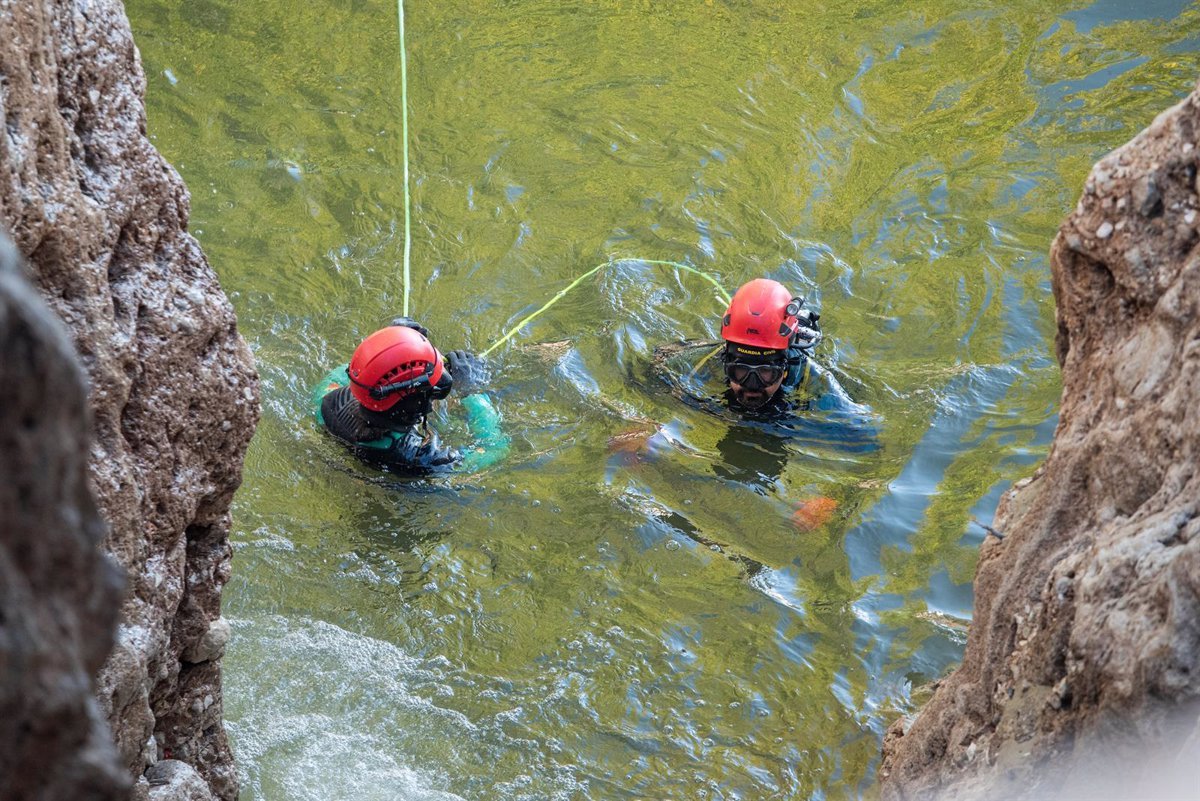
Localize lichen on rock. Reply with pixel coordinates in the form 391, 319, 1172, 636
880, 82, 1200, 800
0, 2, 259, 800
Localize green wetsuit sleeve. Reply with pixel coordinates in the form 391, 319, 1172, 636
312, 364, 350, 425
458, 393, 510, 473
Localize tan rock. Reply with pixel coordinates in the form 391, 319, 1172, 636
147, 760, 217, 801
880, 82, 1200, 800
182, 617, 232, 665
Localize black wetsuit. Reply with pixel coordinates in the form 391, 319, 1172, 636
319, 386, 458, 475
313, 357, 509, 476
653, 340, 880, 465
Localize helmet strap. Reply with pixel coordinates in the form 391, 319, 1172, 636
369, 360, 434, 399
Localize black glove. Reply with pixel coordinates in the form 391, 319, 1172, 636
445, 350, 488, 396
387, 316, 430, 338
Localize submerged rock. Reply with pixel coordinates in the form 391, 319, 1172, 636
0, 2, 259, 799
880, 83, 1200, 799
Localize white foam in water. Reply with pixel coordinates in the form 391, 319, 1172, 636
226, 616, 470, 800
224, 615, 585, 801
262, 728, 465, 801
240, 526, 296, 552
230, 714, 466, 800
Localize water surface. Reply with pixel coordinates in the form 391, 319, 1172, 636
127, 1, 1200, 798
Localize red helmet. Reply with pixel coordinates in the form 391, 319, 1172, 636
721, 278, 799, 352
347, 326, 444, 412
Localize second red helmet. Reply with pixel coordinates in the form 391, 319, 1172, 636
347, 326, 444, 412
721, 278, 798, 352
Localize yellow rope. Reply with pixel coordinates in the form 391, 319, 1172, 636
481, 259, 730, 358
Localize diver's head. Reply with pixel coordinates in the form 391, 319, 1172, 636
720, 279, 798, 409
347, 325, 446, 425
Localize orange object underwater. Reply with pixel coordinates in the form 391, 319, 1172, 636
792, 496, 839, 531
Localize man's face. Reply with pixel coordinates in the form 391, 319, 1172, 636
724, 357, 787, 410
728, 372, 785, 409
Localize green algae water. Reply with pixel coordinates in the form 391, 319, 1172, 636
126, 1, 1200, 797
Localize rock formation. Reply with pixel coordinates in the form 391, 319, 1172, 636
0, 2, 259, 800
880, 84, 1200, 799
0, 236, 128, 800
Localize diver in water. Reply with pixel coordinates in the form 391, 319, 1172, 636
651, 277, 877, 480
313, 318, 508, 475
657, 277, 866, 420
718, 278, 824, 412
710, 278, 878, 480
620, 278, 877, 571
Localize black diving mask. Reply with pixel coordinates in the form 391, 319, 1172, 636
724, 361, 785, 389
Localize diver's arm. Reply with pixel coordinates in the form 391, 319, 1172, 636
458, 393, 511, 473
386, 426, 459, 473
312, 363, 351, 425
443, 350, 511, 473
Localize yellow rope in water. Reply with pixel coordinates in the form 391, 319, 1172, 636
481, 259, 731, 358
398, 0, 413, 316
688, 343, 724, 377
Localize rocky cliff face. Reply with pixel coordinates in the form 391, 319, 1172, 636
0, 2, 259, 800
880, 85, 1200, 799
0, 236, 128, 801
